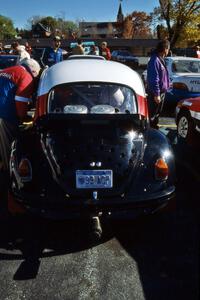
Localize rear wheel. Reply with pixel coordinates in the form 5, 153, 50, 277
177, 110, 195, 144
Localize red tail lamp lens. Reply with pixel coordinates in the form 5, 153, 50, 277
155, 158, 168, 180
173, 82, 188, 91
18, 158, 32, 178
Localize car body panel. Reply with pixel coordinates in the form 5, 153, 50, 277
176, 97, 200, 120
67, 55, 105, 61
165, 57, 200, 108
176, 97, 200, 140
37, 59, 145, 97
35, 60, 147, 120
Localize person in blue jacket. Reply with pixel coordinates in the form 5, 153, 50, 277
44, 36, 63, 67
147, 39, 171, 128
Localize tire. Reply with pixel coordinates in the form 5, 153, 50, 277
177, 110, 195, 144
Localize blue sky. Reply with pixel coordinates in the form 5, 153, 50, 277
1, 0, 159, 29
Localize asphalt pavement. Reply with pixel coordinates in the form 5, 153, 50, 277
0, 117, 199, 300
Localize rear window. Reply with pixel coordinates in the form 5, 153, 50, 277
48, 83, 137, 114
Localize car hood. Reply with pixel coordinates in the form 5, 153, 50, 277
39, 115, 145, 197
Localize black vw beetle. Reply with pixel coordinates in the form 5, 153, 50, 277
9, 59, 176, 238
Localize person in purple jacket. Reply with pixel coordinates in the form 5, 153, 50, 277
147, 39, 171, 128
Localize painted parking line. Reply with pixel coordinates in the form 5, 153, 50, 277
159, 124, 177, 128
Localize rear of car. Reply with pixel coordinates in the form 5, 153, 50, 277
9, 59, 175, 225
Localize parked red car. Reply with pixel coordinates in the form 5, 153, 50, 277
176, 97, 200, 144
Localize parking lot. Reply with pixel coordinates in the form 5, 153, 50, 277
1, 0, 200, 296
0, 117, 199, 300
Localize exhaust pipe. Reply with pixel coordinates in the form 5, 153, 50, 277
90, 215, 102, 240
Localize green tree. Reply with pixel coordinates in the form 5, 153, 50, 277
0, 15, 16, 40
26, 15, 78, 38
56, 19, 78, 38
151, 0, 200, 47
40, 16, 58, 31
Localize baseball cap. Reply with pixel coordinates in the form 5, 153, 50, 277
20, 58, 41, 77
53, 36, 61, 41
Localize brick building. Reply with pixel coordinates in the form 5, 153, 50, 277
79, 2, 124, 39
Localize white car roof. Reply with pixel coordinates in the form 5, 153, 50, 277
38, 59, 145, 97
67, 55, 105, 60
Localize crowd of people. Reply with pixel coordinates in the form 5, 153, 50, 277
0, 41, 32, 61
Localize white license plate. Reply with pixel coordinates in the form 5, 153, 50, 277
76, 170, 113, 189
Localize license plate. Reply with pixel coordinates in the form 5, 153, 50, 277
76, 170, 113, 189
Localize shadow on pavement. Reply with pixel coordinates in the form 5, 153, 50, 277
0, 216, 112, 280
111, 171, 199, 300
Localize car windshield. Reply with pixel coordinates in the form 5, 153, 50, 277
0, 56, 18, 69
48, 83, 137, 114
172, 60, 200, 73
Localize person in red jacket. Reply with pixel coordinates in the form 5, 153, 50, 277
0, 58, 41, 208
0, 58, 41, 172
100, 41, 111, 60
195, 46, 200, 59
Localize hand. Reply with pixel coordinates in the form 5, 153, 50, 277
154, 95, 161, 104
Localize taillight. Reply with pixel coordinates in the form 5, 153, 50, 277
18, 158, 32, 182
173, 82, 188, 91
155, 158, 168, 180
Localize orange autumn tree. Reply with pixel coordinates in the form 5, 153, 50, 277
122, 11, 152, 39
152, 0, 200, 47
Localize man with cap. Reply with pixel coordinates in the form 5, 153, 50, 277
43, 36, 63, 67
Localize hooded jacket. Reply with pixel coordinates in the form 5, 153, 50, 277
147, 53, 170, 96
